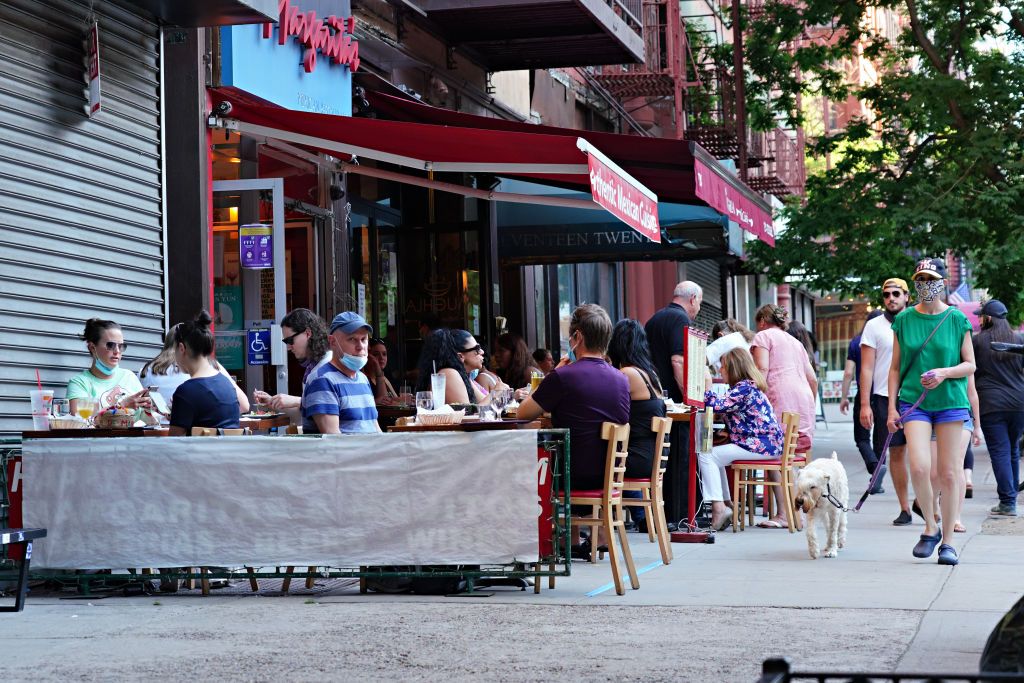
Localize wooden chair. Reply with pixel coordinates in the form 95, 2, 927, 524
190, 427, 247, 436
621, 416, 673, 564
731, 411, 802, 533
564, 422, 640, 595
286, 425, 304, 435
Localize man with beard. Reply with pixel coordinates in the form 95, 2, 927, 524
860, 277, 912, 524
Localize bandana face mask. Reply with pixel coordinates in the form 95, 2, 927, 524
914, 279, 945, 303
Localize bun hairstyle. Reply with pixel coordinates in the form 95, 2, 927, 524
755, 304, 789, 330
80, 318, 120, 345
174, 310, 215, 358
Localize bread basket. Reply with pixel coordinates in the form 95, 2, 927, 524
48, 416, 90, 430
416, 409, 466, 426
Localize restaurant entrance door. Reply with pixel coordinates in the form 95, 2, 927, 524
350, 203, 403, 380
211, 179, 288, 395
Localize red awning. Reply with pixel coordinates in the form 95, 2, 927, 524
208, 87, 773, 245
366, 91, 775, 245
210, 88, 661, 241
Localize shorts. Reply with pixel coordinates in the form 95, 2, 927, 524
899, 401, 971, 426
871, 394, 906, 449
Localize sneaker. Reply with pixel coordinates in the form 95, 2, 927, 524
912, 530, 942, 558
990, 503, 1018, 517
870, 485, 886, 495
893, 510, 913, 526
937, 544, 959, 566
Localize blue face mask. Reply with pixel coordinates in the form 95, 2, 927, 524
468, 368, 480, 381
341, 353, 367, 372
567, 333, 578, 362
94, 357, 116, 376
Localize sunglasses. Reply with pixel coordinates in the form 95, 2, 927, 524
102, 341, 128, 352
282, 330, 304, 346
882, 291, 904, 299
462, 344, 483, 354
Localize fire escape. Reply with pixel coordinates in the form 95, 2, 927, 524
591, 0, 804, 198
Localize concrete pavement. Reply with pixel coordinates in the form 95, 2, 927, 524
1, 404, 1021, 681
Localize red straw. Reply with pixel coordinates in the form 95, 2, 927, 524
35, 368, 42, 391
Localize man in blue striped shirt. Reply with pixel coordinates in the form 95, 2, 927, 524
302, 311, 380, 434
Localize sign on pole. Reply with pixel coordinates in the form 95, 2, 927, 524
578, 139, 661, 243
85, 21, 101, 116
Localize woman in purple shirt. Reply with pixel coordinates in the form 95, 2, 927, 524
700, 345, 783, 530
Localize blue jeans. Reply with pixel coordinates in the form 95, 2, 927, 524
981, 412, 1024, 507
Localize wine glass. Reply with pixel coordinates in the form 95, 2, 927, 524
76, 398, 98, 425
490, 388, 511, 419
415, 391, 433, 412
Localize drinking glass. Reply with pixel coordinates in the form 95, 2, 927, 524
430, 373, 446, 407
490, 388, 511, 419
52, 398, 71, 418
76, 398, 98, 424
477, 402, 497, 422
529, 369, 544, 394
415, 391, 434, 412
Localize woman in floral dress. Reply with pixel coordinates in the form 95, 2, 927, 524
701, 345, 784, 530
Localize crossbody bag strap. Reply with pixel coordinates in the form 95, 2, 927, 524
896, 307, 955, 391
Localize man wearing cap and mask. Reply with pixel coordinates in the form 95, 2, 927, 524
302, 311, 380, 434
860, 276, 912, 523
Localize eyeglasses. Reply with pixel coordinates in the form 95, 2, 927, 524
882, 291, 903, 299
103, 342, 128, 352
282, 330, 303, 346
462, 344, 483, 355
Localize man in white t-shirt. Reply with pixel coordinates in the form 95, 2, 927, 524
859, 277, 912, 525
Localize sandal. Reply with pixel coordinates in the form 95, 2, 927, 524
954, 522, 966, 533
756, 519, 788, 529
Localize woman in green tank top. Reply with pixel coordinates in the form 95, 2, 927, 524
886, 258, 975, 566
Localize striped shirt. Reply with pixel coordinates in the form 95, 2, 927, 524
302, 361, 378, 434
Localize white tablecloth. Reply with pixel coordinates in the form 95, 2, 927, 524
22, 432, 539, 569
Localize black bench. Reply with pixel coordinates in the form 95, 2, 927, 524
1, 528, 46, 612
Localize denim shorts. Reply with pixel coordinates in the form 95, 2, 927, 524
899, 401, 971, 426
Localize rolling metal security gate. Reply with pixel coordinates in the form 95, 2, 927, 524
0, 0, 165, 433
686, 258, 723, 331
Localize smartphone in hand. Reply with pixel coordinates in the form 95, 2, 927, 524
148, 387, 170, 415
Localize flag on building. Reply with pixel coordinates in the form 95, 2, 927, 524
948, 282, 970, 305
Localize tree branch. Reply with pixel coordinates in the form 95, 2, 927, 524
894, 134, 937, 180
1009, 11, 1024, 40
905, 0, 947, 72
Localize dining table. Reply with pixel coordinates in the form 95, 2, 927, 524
388, 417, 541, 433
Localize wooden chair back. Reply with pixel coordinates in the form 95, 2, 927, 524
600, 422, 630, 501
779, 412, 800, 468
649, 416, 672, 485
285, 425, 304, 435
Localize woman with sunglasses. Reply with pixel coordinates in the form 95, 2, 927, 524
415, 329, 488, 404
253, 308, 331, 415
67, 318, 152, 414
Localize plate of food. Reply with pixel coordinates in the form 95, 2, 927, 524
241, 412, 286, 419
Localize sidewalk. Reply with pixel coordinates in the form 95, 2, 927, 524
1, 406, 1021, 681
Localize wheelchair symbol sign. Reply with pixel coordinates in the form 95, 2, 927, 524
247, 328, 271, 366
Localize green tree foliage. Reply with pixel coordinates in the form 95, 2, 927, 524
744, 0, 1024, 317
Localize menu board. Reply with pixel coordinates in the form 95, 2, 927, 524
682, 326, 709, 408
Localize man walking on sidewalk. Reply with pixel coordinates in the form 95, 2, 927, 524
860, 277, 913, 525
840, 309, 883, 478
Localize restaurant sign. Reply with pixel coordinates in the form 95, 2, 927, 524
694, 158, 775, 246
262, 0, 360, 73
239, 224, 273, 269
579, 140, 660, 243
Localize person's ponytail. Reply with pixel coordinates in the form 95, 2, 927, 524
174, 310, 215, 358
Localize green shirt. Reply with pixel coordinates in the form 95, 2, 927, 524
66, 367, 144, 410
892, 306, 972, 411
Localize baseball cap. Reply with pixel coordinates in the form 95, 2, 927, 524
912, 258, 946, 281
974, 299, 1008, 319
882, 277, 909, 292
329, 311, 372, 334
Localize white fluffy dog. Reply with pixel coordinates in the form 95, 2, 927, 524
793, 453, 849, 559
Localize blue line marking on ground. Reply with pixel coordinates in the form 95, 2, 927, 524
585, 560, 664, 597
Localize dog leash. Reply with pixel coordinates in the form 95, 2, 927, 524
852, 388, 930, 512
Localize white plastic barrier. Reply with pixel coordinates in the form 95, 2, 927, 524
22, 432, 539, 569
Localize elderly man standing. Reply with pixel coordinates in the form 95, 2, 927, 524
302, 311, 380, 434
644, 281, 702, 526
645, 281, 703, 402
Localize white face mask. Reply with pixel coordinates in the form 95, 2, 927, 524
914, 279, 945, 303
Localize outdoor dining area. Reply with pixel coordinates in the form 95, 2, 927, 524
2, 295, 824, 607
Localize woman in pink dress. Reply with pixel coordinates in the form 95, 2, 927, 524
750, 304, 818, 528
